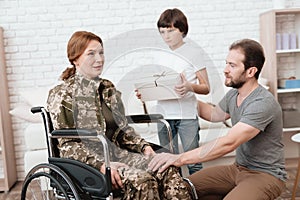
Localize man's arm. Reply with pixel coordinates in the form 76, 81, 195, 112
148, 121, 260, 172
198, 101, 230, 122
178, 121, 260, 165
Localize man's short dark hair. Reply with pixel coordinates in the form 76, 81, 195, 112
229, 39, 265, 79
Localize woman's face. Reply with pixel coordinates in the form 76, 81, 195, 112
74, 40, 104, 79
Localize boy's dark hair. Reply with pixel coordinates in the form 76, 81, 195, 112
157, 8, 188, 38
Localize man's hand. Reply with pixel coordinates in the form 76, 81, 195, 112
147, 152, 181, 173
100, 162, 129, 189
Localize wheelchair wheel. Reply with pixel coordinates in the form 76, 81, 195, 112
21, 163, 80, 200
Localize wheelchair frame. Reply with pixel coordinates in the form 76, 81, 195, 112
20, 106, 199, 200
21, 106, 113, 200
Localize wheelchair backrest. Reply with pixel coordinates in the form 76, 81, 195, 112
31, 106, 61, 158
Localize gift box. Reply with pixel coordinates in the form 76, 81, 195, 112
134, 71, 182, 101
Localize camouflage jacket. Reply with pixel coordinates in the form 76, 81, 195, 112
47, 72, 150, 159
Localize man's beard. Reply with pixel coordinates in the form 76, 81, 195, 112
225, 79, 246, 88
225, 71, 246, 89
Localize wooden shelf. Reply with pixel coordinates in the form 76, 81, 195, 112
260, 8, 300, 134
284, 127, 300, 133
276, 49, 300, 53
271, 8, 300, 15
278, 88, 300, 93
260, 8, 300, 96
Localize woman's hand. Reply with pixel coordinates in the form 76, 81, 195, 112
143, 145, 156, 158
100, 162, 129, 189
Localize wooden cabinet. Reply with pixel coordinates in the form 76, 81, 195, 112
260, 8, 300, 133
0, 27, 17, 191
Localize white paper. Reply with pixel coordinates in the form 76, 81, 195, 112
134, 71, 182, 101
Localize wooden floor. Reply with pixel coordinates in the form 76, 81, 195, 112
2, 159, 300, 200
0, 181, 23, 200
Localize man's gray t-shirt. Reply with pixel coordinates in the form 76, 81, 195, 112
219, 85, 287, 181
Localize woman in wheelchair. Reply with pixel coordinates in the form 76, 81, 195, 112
46, 30, 192, 199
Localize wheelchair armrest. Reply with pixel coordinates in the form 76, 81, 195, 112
51, 128, 97, 137
31, 106, 44, 114
126, 114, 164, 123
149, 142, 170, 153
126, 114, 174, 153
49, 157, 112, 197
50, 128, 112, 192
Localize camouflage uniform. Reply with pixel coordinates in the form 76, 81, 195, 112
47, 72, 191, 200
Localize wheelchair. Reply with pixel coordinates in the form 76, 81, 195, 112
21, 106, 198, 200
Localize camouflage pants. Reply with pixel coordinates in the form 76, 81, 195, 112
58, 139, 191, 200
117, 152, 191, 200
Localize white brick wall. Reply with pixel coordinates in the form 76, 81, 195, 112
1, 0, 300, 180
